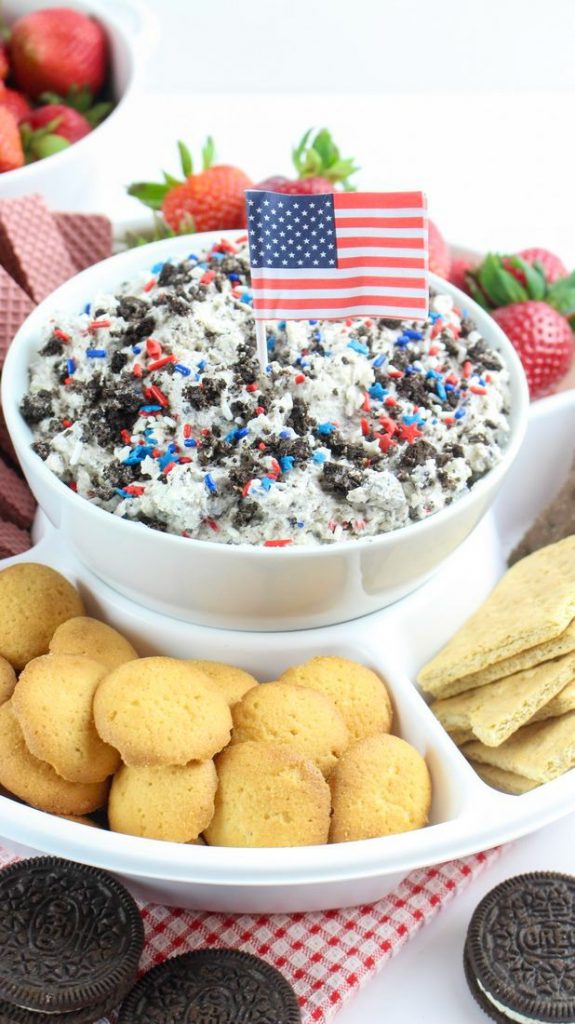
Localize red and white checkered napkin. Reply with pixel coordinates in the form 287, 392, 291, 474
0, 844, 501, 1023
127, 849, 503, 1023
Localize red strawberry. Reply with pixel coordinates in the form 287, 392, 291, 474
0, 84, 31, 122
23, 104, 91, 143
9, 8, 108, 100
255, 174, 336, 195
0, 43, 9, 80
162, 166, 252, 232
254, 129, 358, 196
428, 220, 451, 279
515, 247, 568, 284
493, 302, 573, 398
128, 137, 253, 233
0, 106, 24, 172
448, 255, 476, 293
467, 253, 575, 398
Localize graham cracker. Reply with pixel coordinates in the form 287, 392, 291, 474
431, 650, 575, 747
447, 681, 575, 745
0, 194, 76, 302
462, 710, 575, 783
448, 729, 473, 746
469, 761, 540, 795
418, 537, 575, 698
446, 618, 575, 695
531, 679, 575, 723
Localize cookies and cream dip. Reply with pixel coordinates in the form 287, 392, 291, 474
21, 237, 511, 547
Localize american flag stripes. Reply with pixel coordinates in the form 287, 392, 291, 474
245, 189, 429, 321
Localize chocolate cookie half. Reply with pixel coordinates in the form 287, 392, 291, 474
118, 949, 301, 1024
0, 857, 144, 1015
0, 993, 128, 1024
464, 871, 575, 1023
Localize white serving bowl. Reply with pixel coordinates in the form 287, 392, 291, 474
0, 391, 573, 912
0, 0, 156, 210
1, 230, 529, 630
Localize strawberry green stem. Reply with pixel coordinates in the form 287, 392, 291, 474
291, 128, 359, 188
468, 253, 575, 320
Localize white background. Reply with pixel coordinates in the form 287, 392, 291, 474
143, 0, 575, 95
102, 0, 575, 264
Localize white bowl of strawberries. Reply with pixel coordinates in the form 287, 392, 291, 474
0, 0, 156, 210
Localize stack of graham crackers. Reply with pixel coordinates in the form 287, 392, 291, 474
418, 535, 575, 794
0, 193, 112, 558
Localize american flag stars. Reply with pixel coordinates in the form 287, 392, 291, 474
246, 193, 338, 268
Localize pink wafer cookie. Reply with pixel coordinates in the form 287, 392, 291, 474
0, 266, 35, 369
0, 520, 31, 559
0, 458, 36, 529
55, 212, 113, 271
0, 410, 18, 468
0, 194, 76, 302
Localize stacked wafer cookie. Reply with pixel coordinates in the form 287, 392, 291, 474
0, 193, 112, 367
0, 193, 113, 558
418, 536, 575, 793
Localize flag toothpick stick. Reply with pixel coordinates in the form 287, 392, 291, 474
255, 320, 268, 374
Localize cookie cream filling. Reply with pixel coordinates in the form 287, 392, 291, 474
476, 977, 570, 1024
21, 238, 512, 547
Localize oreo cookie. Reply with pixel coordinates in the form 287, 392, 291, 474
464, 872, 575, 1023
0, 857, 144, 1017
0, 994, 123, 1023
118, 949, 301, 1024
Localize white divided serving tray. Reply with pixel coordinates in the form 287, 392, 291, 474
0, 390, 573, 913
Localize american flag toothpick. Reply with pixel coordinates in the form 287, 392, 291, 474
245, 189, 429, 370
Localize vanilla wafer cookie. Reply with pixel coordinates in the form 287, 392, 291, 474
231, 681, 348, 777
50, 616, 138, 671
189, 660, 258, 706
93, 657, 232, 766
0, 700, 109, 814
329, 734, 431, 842
12, 654, 120, 784
204, 741, 331, 848
109, 761, 218, 842
0, 657, 16, 706
418, 537, 575, 698
279, 656, 392, 743
0, 562, 84, 671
